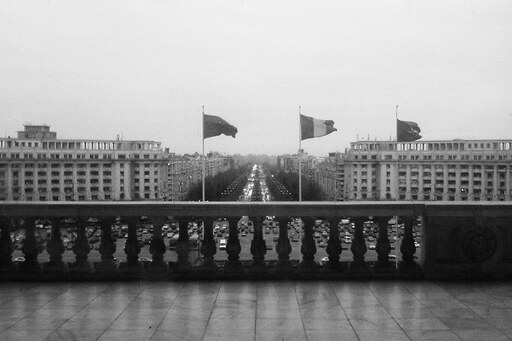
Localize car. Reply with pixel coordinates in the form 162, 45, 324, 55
320, 256, 329, 265
368, 242, 376, 250
13, 256, 25, 263
219, 239, 227, 250
318, 241, 326, 248
266, 244, 273, 250
414, 241, 420, 248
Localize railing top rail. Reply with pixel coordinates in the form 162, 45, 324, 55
2, 201, 512, 219
0, 201, 429, 218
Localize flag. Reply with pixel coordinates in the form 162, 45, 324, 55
300, 114, 337, 141
203, 114, 238, 139
397, 119, 422, 142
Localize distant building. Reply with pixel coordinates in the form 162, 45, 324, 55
0, 125, 167, 201
313, 139, 512, 201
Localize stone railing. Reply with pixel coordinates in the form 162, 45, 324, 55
1, 201, 511, 280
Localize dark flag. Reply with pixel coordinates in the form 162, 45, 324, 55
203, 114, 238, 139
300, 114, 337, 140
397, 119, 422, 142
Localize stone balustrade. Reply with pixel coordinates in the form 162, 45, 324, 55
0, 201, 511, 280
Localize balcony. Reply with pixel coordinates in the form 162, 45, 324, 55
1, 202, 512, 281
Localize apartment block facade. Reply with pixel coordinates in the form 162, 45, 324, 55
0, 125, 167, 201
299, 139, 512, 201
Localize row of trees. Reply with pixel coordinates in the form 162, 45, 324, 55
270, 170, 325, 201
186, 165, 250, 201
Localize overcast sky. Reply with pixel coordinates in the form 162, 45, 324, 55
1, 1, 511, 156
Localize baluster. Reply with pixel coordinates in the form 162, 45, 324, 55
199, 217, 218, 272
274, 217, 293, 275
0, 217, 15, 272
45, 219, 66, 273
350, 218, 370, 273
174, 218, 191, 273
250, 216, 267, 273
399, 217, 421, 273
20, 217, 41, 272
374, 217, 393, 273
325, 218, 343, 272
96, 217, 117, 273
120, 217, 141, 273
299, 217, 318, 273
70, 218, 92, 273
225, 217, 243, 273
149, 216, 167, 273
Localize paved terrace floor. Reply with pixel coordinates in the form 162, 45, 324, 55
1, 280, 512, 341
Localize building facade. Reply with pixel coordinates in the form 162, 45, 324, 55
0, 125, 167, 201
314, 139, 512, 201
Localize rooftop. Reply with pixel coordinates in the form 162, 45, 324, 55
1, 280, 512, 341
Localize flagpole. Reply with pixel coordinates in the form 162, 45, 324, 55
298, 106, 302, 202
394, 105, 399, 267
202, 105, 205, 202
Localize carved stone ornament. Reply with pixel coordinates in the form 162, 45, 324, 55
462, 226, 497, 263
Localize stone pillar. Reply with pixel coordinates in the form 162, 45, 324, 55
149, 216, 167, 274
374, 217, 394, 273
274, 217, 293, 275
398, 217, 421, 273
20, 217, 40, 272
443, 165, 449, 200
298, 217, 318, 273
225, 217, 243, 273
0, 217, 16, 272
6, 163, 13, 200
325, 217, 343, 272
493, 165, 499, 200
405, 164, 411, 200
119, 217, 141, 273
174, 217, 191, 273
59, 163, 65, 200
250, 216, 267, 274
86, 163, 91, 200
44, 219, 66, 273
70, 218, 92, 273
468, 166, 474, 201
506, 166, 511, 201
350, 218, 369, 273
96, 217, 118, 273
199, 217, 218, 273
455, 165, 461, 200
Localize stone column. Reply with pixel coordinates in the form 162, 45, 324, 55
506, 166, 511, 200
119, 217, 141, 273
325, 217, 343, 272
20, 217, 40, 272
44, 219, 66, 273
350, 218, 369, 274
405, 164, 411, 200
70, 218, 92, 274
274, 217, 293, 275
374, 217, 394, 273
398, 217, 421, 273
96, 217, 118, 273
250, 216, 267, 274
225, 217, 243, 274
174, 217, 191, 273
298, 217, 318, 273
443, 165, 449, 200
455, 165, 461, 200
0, 217, 16, 272
493, 165, 499, 200
199, 217, 218, 273
149, 216, 167, 274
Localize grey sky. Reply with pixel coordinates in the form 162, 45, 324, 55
1, 0, 511, 156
